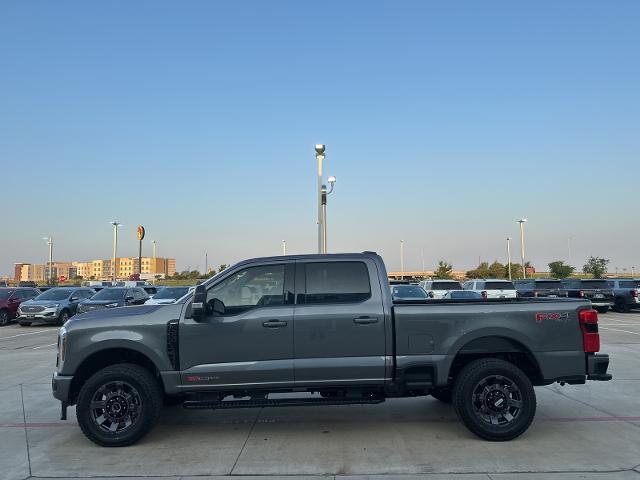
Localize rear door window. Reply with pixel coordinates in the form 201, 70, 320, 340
303, 262, 371, 304
619, 281, 637, 288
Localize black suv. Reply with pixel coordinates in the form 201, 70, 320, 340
606, 278, 640, 313
560, 279, 614, 313
514, 279, 567, 298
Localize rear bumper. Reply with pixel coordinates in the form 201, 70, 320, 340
587, 354, 612, 381
52, 372, 74, 403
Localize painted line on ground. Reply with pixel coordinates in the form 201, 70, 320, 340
3, 415, 640, 429
0, 330, 51, 340
32, 343, 57, 350
600, 326, 640, 336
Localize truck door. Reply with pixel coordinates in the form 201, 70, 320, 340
293, 259, 387, 385
179, 262, 295, 389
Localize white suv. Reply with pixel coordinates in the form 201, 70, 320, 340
462, 279, 517, 299
418, 280, 463, 299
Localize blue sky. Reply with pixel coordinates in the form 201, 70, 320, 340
1, 1, 639, 276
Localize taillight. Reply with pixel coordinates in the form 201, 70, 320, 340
533, 290, 539, 297
579, 309, 600, 353
631, 289, 638, 298
481, 291, 487, 299
579, 290, 585, 298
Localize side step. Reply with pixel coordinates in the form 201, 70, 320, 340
183, 396, 385, 410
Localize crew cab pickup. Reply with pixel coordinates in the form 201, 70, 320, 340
52, 252, 611, 447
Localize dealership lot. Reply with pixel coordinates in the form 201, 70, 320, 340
1, 313, 639, 480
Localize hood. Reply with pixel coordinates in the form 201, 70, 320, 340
80, 299, 123, 306
145, 298, 176, 305
67, 303, 184, 329
22, 299, 67, 306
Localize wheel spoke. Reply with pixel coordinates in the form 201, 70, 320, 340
94, 414, 107, 426
509, 399, 523, 409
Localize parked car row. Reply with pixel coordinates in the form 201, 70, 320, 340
396, 277, 640, 313
0, 284, 195, 327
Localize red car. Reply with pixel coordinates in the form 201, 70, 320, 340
0, 288, 40, 326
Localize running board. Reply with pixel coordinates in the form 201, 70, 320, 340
183, 397, 385, 410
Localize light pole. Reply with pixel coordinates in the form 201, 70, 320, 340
42, 237, 53, 284
567, 237, 572, 261
315, 144, 325, 254
321, 176, 337, 254
282, 240, 287, 256
506, 237, 512, 280
633, 266, 636, 277
152, 240, 157, 283
517, 218, 528, 279
400, 240, 405, 280
110, 221, 122, 282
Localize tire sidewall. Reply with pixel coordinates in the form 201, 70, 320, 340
76, 364, 161, 447
453, 359, 536, 441
0, 310, 8, 326
58, 310, 69, 326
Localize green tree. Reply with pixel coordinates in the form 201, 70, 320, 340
434, 261, 453, 279
583, 256, 609, 278
548, 261, 575, 278
466, 262, 490, 278
218, 264, 228, 272
488, 261, 505, 278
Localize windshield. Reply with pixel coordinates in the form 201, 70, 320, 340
534, 281, 562, 289
0, 290, 15, 300
432, 281, 462, 290
153, 287, 190, 299
485, 281, 515, 290
581, 280, 609, 289
34, 289, 73, 301
392, 285, 429, 299
91, 288, 126, 300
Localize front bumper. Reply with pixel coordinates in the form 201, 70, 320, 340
591, 301, 613, 308
587, 353, 612, 381
52, 372, 74, 403
18, 308, 60, 322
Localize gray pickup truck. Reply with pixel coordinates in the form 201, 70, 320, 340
52, 252, 611, 447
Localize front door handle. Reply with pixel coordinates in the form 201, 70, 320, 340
262, 319, 288, 328
353, 316, 378, 325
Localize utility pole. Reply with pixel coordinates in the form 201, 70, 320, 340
152, 240, 157, 283
205, 253, 208, 276
400, 240, 405, 280
506, 237, 512, 280
42, 237, 53, 284
110, 221, 122, 282
518, 218, 528, 279
282, 240, 287, 256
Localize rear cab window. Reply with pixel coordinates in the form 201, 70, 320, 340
581, 280, 609, 289
431, 281, 462, 290
302, 262, 371, 304
534, 280, 562, 289
484, 281, 515, 290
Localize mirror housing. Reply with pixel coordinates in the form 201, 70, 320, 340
192, 284, 207, 319
70, 296, 79, 302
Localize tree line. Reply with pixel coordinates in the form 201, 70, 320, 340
431, 256, 610, 279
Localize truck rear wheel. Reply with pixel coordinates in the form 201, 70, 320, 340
453, 358, 536, 441
76, 363, 162, 447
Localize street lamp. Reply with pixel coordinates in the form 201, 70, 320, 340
506, 237, 512, 280
321, 175, 337, 253
42, 237, 53, 284
282, 240, 287, 256
109, 221, 122, 282
152, 240, 157, 283
517, 218, 528, 279
315, 144, 325, 254
400, 240, 405, 280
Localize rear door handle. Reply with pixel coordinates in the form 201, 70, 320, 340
262, 319, 288, 328
353, 316, 378, 325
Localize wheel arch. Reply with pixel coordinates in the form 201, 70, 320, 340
69, 347, 164, 403
447, 335, 543, 386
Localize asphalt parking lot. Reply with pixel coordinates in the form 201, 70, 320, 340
1, 312, 639, 480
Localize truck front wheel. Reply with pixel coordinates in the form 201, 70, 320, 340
453, 358, 536, 441
76, 363, 162, 447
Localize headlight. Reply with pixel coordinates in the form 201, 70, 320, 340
45, 303, 59, 309
58, 327, 67, 362
105, 303, 118, 308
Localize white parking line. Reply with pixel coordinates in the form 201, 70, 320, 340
600, 326, 640, 336
0, 330, 50, 340
31, 342, 57, 350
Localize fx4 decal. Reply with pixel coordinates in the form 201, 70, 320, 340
536, 312, 570, 323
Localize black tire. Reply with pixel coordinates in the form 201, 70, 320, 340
57, 309, 70, 326
0, 310, 9, 326
615, 299, 629, 313
76, 363, 162, 447
453, 358, 536, 441
430, 387, 453, 403
595, 306, 609, 314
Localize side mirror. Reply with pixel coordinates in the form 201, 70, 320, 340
70, 297, 79, 302
192, 285, 207, 319
125, 295, 134, 302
